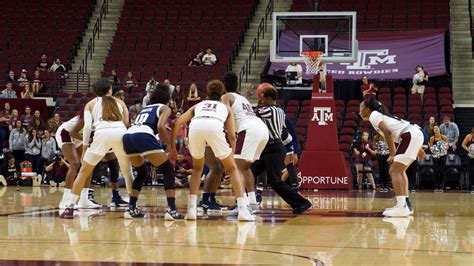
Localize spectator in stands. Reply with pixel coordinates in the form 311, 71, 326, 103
129, 102, 142, 123
285, 62, 303, 85
4, 71, 18, 85
424, 116, 436, 138
48, 113, 62, 135
33, 110, 42, 122
1, 82, 18, 99
0, 103, 10, 152
18, 70, 29, 87
45, 155, 69, 187
50, 58, 66, 73
374, 133, 390, 192
37, 54, 51, 72
440, 116, 460, 152
124, 71, 138, 91
24, 128, 42, 174
461, 128, 474, 193
20, 83, 35, 99
186, 83, 201, 108
353, 131, 377, 190
31, 118, 44, 139
112, 86, 126, 102
172, 85, 185, 112
9, 120, 26, 163
188, 51, 204, 66
164, 79, 175, 96
174, 111, 187, 153
41, 129, 57, 179
429, 126, 448, 192
0, 153, 22, 186
109, 69, 121, 92
32, 70, 43, 93
360, 75, 378, 98
143, 76, 157, 107
202, 48, 217, 66
8, 109, 19, 131
128, 100, 142, 114
20, 106, 33, 128
175, 153, 192, 187
411, 65, 428, 99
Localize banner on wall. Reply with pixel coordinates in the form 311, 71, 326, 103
268, 29, 447, 80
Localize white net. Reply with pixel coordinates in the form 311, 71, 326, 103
301, 51, 324, 74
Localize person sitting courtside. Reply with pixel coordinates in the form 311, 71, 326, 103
285, 62, 303, 85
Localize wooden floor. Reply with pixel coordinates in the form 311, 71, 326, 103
0, 187, 473, 265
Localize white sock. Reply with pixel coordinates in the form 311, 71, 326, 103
68, 194, 79, 206
80, 188, 89, 201
237, 197, 246, 209
61, 189, 71, 201
247, 192, 257, 204
188, 195, 197, 207
243, 194, 250, 206
396, 196, 406, 207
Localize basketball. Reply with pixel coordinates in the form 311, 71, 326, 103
256, 82, 274, 99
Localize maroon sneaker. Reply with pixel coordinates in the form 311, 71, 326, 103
60, 207, 75, 219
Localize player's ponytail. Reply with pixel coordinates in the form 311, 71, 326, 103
102, 96, 122, 121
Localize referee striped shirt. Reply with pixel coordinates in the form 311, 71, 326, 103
256, 105, 286, 141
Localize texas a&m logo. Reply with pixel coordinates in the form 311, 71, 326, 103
311, 107, 333, 126
340, 49, 397, 70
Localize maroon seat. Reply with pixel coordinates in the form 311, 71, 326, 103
343, 120, 357, 128
339, 135, 353, 144
340, 127, 355, 136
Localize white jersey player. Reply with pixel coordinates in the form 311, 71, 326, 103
360, 97, 424, 217
61, 79, 130, 219
221, 72, 268, 213
171, 80, 255, 221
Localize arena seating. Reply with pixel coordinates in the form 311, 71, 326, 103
103, 0, 257, 92
290, 0, 449, 31
0, 0, 93, 73
282, 85, 454, 168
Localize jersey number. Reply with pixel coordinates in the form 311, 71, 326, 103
204, 103, 217, 110
135, 113, 149, 124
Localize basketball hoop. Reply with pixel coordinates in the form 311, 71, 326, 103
300, 51, 324, 74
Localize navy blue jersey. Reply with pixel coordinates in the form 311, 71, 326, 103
132, 104, 164, 135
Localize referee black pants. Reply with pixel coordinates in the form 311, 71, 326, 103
251, 142, 307, 209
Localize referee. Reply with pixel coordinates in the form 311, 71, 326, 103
251, 85, 312, 214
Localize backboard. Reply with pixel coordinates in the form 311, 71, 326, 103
270, 12, 358, 64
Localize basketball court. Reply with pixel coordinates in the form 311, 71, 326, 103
0, 187, 472, 265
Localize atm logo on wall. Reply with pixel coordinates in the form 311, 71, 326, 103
312, 107, 333, 126
328, 49, 399, 76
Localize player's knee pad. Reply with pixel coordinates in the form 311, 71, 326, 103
107, 158, 119, 182
132, 163, 148, 192
158, 160, 175, 190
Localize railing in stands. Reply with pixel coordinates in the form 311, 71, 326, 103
469, 0, 474, 58
78, 0, 109, 74
67, 72, 91, 93
239, 0, 274, 87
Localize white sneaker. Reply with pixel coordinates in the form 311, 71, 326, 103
77, 198, 102, 209
249, 203, 261, 214
225, 207, 239, 216
238, 208, 256, 222
383, 217, 414, 239
383, 205, 411, 217
185, 205, 197, 220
